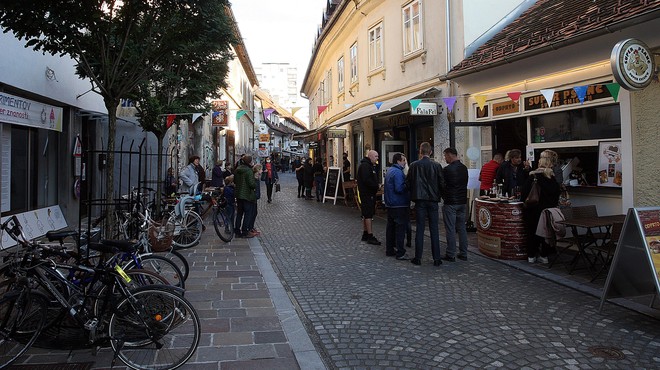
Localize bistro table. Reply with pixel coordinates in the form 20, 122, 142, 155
558, 214, 626, 277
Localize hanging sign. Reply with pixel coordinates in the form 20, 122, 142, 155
610, 38, 655, 91
259, 134, 271, 143
211, 100, 228, 126
328, 129, 347, 138
73, 135, 82, 177
410, 102, 438, 116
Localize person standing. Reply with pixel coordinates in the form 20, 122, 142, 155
384, 153, 410, 260
247, 163, 262, 235
521, 155, 560, 264
357, 150, 382, 245
211, 160, 225, 188
303, 157, 314, 200
179, 156, 200, 195
234, 155, 257, 238
442, 148, 469, 262
262, 157, 279, 203
312, 158, 324, 202
295, 157, 305, 198
194, 157, 206, 191
479, 153, 503, 195
406, 142, 444, 266
164, 167, 177, 196
342, 152, 351, 181
495, 149, 531, 197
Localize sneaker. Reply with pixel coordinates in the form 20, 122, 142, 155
527, 257, 536, 263
442, 255, 456, 262
366, 236, 382, 245
251, 229, 261, 235
396, 254, 410, 260
537, 256, 549, 264
361, 233, 369, 241
245, 231, 258, 238
410, 258, 421, 265
457, 255, 468, 261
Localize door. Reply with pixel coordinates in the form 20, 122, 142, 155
380, 140, 407, 183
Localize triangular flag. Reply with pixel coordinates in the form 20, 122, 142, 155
317, 105, 328, 115
166, 114, 175, 129
540, 89, 555, 107
263, 108, 275, 117
192, 113, 202, 123
291, 107, 301, 115
442, 97, 457, 112
474, 95, 487, 110
605, 83, 621, 102
573, 85, 588, 104
344, 103, 354, 109
236, 110, 247, 120
409, 99, 422, 110
507, 92, 522, 103
374, 102, 383, 110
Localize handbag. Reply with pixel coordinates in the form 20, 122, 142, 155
275, 183, 281, 192
523, 176, 540, 208
558, 184, 571, 208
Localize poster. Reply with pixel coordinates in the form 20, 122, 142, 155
597, 141, 622, 187
639, 209, 660, 283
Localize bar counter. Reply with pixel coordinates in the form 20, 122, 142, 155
475, 198, 528, 260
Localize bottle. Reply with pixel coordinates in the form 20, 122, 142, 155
497, 183, 503, 198
491, 180, 498, 198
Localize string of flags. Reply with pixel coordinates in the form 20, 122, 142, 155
317, 82, 621, 116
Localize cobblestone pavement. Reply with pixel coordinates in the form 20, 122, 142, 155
257, 172, 660, 369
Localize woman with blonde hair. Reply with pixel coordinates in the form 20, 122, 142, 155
520, 155, 560, 264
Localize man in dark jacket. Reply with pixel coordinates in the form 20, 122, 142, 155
406, 142, 445, 266
495, 149, 531, 197
356, 150, 381, 245
234, 155, 257, 238
442, 148, 469, 262
384, 153, 410, 260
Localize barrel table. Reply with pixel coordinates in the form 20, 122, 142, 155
475, 198, 528, 260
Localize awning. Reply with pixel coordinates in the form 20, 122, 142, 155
325, 87, 439, 129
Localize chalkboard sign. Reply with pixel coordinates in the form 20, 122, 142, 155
599, 207, 660, 313
323, 167, 344, 205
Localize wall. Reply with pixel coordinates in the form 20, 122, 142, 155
630, 79, 660, 207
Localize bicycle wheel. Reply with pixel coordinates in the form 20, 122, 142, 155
171, 210, 202, 249
124, 255, 185, 290
212, 207, 234, 242
0, 290, 48, 368
157, 250, 190, 281
109, 286, 200, 370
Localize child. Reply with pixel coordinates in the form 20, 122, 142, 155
223, 175, 236, 230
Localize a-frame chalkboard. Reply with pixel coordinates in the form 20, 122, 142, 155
323, 167, 344, 205
599, 207, 660, 312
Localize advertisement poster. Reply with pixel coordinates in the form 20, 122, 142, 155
597, 141, 622, 187
638, 209, 660, 284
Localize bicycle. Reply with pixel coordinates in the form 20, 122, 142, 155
195, 187, 234, 243
0, 215, 201, 370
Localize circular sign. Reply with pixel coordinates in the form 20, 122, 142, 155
610, 38, 656, 91
258, 123, 268, 133
466, 147, 480, 161
478, 207, 492, 230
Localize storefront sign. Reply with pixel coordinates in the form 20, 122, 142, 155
492, 101, 519, 117
410, 102, 438, 116
328, 129, 347, 138
475, 105, 489, 119
211, 100, 228, 126
290, 140, 299, 147
611, 38, 656, 91
259, 133, 271, 143
524, 84, 611, 111
0, 92, 63, 132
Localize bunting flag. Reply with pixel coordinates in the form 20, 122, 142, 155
409, 99, 422, 110
236, 110, 247, 120
291, 107, 301, 115
166, 114, 175, 129
442, 97, 457, 112
540, 89, 555, 107
192, 113, 202, 124
344, 103, 354, 109
263, 108, 275, 117
507, 92, 522, 103
573, 85, 588, 104
605, 83, 621, 102
374, 102, 383, 110
474, 95, 487, 110
317, 105, 328, 115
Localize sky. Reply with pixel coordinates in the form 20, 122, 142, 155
230, 0, 328, 121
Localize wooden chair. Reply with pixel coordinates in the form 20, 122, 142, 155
570, 205, 607, 242
342, 180, 358, 207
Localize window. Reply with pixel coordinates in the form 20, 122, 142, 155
368, 23, 384, 71
530, 104, 621, 143
325, 69, 332, 104
350, 43, 358, 83
337, 56, 345, 93
403, 1, 423, 55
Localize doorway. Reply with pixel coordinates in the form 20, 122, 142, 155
380, 140, 407, 183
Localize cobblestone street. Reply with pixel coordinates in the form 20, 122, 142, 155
257, 172, 660, 369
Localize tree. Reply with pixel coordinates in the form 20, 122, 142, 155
0, 0, 233, 225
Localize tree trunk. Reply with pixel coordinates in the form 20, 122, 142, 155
105, 98, 119, 236
156, 133, 165, 215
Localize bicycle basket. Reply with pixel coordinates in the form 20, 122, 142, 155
148, 219, 175, 252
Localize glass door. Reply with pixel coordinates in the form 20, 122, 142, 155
380, 140, 407, 183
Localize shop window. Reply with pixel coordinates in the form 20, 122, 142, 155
414, 125, 434, 158
530, 104, 620, 143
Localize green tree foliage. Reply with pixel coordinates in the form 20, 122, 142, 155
0, 0, 235, 223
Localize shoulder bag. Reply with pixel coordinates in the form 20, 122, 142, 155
524, 176, 540, 208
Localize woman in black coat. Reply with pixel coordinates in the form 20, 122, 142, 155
303, 158, 314, 200
520, 155, 560, 264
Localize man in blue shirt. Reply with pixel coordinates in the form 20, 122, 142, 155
384, 153, 410, 260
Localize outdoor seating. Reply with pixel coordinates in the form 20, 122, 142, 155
584, 221, 623, 281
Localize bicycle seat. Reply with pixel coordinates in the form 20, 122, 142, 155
94, 239, 138, 254
45, 230, 79, 243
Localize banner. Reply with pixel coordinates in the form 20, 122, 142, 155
211, 100, 228, 126
0, 92, 63, 132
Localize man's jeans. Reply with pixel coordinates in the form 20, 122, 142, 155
414, 200, 441, 261
386, 207, 409, 257
443, 204, 468, 258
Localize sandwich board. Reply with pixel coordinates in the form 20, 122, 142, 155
323, 167, 344, 205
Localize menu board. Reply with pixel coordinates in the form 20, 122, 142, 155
323, 167, 344, 205
597, 141, 622, 187
600, 207, 660, 312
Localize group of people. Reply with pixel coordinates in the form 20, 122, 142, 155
292, 152, 351, 202
478, 148, 565, 264
359, 142, 469, 267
